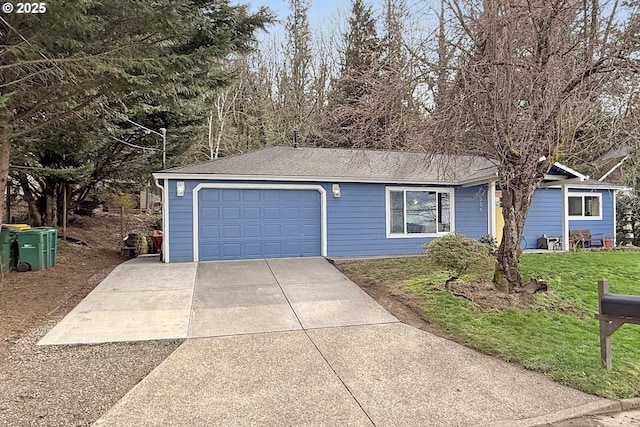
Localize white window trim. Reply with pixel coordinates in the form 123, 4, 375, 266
567, 192, 602, 220
385, 186, 455, 238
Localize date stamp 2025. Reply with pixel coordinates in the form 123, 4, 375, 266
2, 2, 47, 14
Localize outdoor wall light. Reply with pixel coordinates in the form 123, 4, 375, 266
176, 181, 185, 197
332, 183, 341, 198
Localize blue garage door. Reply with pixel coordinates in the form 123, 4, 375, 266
198, 188, 321, 260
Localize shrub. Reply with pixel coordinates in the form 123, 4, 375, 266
423, 232, 495, 278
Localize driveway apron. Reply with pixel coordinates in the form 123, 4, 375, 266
94, 323, 609, 427
188, 258, 397, 338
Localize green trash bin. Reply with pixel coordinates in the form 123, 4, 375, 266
16, 229, 48, 272
0, 226, 19, 273
34, 227, 57, 267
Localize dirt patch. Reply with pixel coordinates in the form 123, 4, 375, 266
351, 276, 459, 340
0, 212, 181, 426
439, 277, 537, 311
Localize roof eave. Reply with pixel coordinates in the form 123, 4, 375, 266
152, 172, 495, 186
539, 178, 627, 191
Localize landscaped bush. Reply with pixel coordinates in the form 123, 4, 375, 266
423, 232, 495, 278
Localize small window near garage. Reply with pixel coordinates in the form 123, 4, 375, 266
386, 187, 453, 237
568, 193, 602, 220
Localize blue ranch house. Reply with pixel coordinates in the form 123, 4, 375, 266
152, 146, 623, 262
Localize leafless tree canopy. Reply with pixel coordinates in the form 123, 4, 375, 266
424, 0, 640, 289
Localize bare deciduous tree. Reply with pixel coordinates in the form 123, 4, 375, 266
429, 0, 640, 290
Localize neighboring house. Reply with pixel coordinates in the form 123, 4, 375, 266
152, 146, 624, 262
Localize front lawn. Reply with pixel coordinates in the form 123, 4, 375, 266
339, 251, 640, 399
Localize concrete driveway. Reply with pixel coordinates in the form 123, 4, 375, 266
39, 256, 614, 426
39, 256, 396, 345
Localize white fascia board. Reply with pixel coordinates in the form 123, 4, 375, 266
153, 172, 497, 187
154, 173, 455, 186
540, 180, 627, 191
543, 175, 568, 181
460, 177, 497, 188
599, 155, 629, 182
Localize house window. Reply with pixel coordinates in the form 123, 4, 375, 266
568, 193, 602, 220
387, 187, 453, 237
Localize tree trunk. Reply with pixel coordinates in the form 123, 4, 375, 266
44, 190, 58, 227
493, 164, 538, 292
16, 174, 43, 226
56, 182, 70, 227
0, 121, 10, 225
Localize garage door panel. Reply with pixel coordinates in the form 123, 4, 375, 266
200, 244, 220, 257
301, 207, 318, 219
301, 224, 320, 236
200, 207, 220, 220
283, 242, 301, 253
282, 207, 301, 219
198, 188, 321, 261
200, 190, 220, 202
223, 243, 241, 257
222, 225, 241, 238
242, 190, 261, 202
263, 242, 282, 257
222, 190, 241, 201
264, 191, 282, 202
222, 207, 240, 220
300, 241, 318, 253
263, 207, 281, 220
243, 207, 261, 219
283, 224, 300, 236
244, 225, 261, 238
283, 191, 308, 202
244, 243, 262, 256
264, 224, 281, 238
201, 225, 220, 239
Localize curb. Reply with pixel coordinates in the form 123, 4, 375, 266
488, 398, 640, 427
619, 397, 640, 411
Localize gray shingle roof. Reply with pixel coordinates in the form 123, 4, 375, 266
160, 146, 498, 185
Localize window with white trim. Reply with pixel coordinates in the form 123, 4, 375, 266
387, 187, 453, 237
568, 193, 602, 220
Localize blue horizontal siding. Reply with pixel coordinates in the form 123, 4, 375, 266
523, 188, 563, 249
455, 185, 489, 239
325, 183, 489, 257
522, 188, 616, 249
568, 189, 615, 245
167, 179, 198, 261
167, 177, 617, 260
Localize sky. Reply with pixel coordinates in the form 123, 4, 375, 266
245, 0, 352, 24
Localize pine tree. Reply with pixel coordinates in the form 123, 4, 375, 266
328, 0, 383, 147
0, 0, 272, 224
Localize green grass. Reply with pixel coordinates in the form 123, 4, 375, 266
339, 251, 640, 399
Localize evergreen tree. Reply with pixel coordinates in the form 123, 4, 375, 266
0, 0, 272, 224
328, 0, 383, 147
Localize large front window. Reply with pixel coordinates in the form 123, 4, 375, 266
568, 193, 601, 220
387, 188, 452, 236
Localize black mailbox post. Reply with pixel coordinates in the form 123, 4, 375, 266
596, 278, 640, 370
